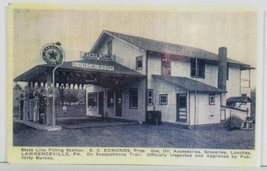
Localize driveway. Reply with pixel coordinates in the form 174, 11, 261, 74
13, 121, 254, 149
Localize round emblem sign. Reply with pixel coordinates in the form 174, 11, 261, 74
41, 43, 64, 65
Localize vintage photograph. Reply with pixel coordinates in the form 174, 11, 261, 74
11, 6, 257, 151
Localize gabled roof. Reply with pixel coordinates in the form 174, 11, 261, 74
92, 30, 253, 69
152, 75, 226, 93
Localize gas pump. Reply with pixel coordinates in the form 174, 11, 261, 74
33, 91, 39, 122
18, 93, 25, 120
36, 88, 47, 125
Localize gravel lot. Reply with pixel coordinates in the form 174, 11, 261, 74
13, 121, 255, 149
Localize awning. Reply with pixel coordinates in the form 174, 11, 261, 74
14, 59, 145, 88
152, 75, 226, 93
227, 96, 252, 103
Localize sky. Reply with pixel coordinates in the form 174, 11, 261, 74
11, 6, 258, 87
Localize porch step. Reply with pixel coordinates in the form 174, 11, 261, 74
14, 120, 62, 131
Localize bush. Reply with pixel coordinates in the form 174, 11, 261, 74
224, 116, 243, 131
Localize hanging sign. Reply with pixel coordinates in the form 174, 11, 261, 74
72, 62, 115, 71
80, 52, 113, 61
41, 43, 64, 65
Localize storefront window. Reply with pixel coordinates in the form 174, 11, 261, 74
107, 90, 114, 108
159, 94, 168, 105
129, 88, 138, 109
88, 93, 97, 107
147, 89, 154, 105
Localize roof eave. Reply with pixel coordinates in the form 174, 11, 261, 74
13, 66, 40, 82
240, 65, 256, 71
102, 30, 145, 51
152, 74, 226, 94
189, 90, 227, 94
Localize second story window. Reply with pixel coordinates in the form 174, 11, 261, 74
191, 58, 205, 78
136, 56, 143, 70
161, 56, 171, 76
107, 40, 112, 56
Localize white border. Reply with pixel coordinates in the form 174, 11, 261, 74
262, 11, 267, 166
1, 0, 267, 168
0, 0, 7, 163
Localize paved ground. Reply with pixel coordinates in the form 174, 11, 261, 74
13, 119, 255, 149
57, 117, 139, 129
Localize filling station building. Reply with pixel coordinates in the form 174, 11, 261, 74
14, 30, 254, 127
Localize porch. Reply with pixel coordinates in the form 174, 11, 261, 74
13, 58, 145, 131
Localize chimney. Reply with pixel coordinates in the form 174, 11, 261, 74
218, 47, 227, 91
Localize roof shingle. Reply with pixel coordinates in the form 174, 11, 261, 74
103, 30, 251, 67
14, 59, 144, 82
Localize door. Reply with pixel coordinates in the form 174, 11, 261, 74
115, 91, 122, 116
176, 94, 187, 122
98, 91, 104, 115
86, 92, 97, 116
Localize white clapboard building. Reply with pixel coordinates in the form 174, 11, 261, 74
14, 30, 254, 127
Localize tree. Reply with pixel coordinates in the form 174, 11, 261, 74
14, 83, 22, 90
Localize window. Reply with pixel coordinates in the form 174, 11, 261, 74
147, 89, 154, 105
107, 41, 112, 56
88, 93, 97, 107
136, 56, 143, 70
107, 90, 114, 108
129, 88, 138, 109
191, 58, 205, 78
161, 56, 171, 76
159, 94, 168, 105
209, 94, 215, 105
179, 95, 187, 108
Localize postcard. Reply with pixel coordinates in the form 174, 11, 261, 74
7, 4, 260, 167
